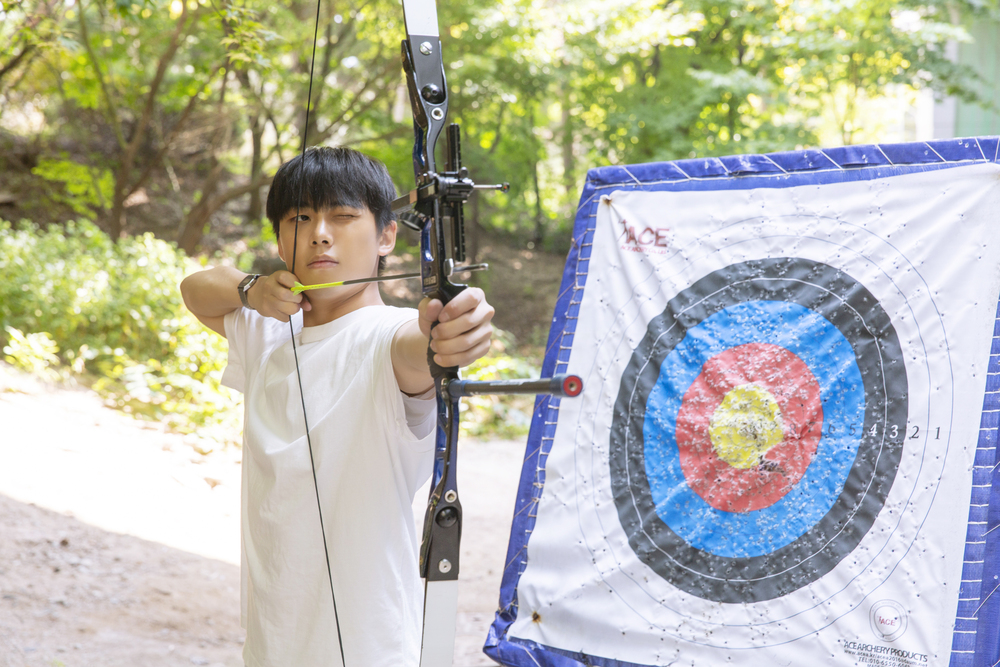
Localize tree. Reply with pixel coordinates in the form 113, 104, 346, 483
0, 0, 63, 96
1, 0, 995, 256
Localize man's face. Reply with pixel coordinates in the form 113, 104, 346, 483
276, 204, 395, 288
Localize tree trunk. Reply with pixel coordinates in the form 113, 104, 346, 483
561, 85, 575, 203
532, 159, 544, 246
177, 160, 225, 254
108, 166, 128, 239
178, 170, 275, 255
248, 114, 264, 224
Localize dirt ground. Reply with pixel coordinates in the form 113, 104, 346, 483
0, 363, 526, 666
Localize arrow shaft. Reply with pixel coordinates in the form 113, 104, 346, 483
292, 271, 421, 294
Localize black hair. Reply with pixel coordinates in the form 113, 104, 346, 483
265, 146, 397, 272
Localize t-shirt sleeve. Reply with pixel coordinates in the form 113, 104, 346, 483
221, 307, 295, 394
373, 308, 436, 451
401, 392, 435, 440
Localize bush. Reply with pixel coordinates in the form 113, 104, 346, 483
0, 219, 241, 450
0, 218, 544, 447
3, 327, 66, 382
458, 330, 542, 439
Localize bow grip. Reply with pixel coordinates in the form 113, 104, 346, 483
427, 281, 466, 382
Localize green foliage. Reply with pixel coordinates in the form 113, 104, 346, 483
218, 4, 280, 69
32, 157, 113, 217
3, 327, 66, 382
0, 219, 242, 450
6, 0, 998, 255
459, 330, 542, 439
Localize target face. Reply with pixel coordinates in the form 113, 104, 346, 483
609, 257, 907, 603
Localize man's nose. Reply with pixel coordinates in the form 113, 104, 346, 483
310, 217, 333, 245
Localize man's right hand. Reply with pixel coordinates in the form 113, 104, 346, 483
249, 271, 312, 323
180, 266, 309, 337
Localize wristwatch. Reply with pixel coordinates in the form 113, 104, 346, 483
238, 274, 261, 310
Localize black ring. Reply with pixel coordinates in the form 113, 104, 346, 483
609, 257, 908, 603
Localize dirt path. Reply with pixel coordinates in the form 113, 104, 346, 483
0, 363, 524, 666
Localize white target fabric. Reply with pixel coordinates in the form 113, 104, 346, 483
486, 145, 1000, 667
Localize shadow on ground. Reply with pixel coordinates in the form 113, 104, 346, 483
0, 493, 244, 667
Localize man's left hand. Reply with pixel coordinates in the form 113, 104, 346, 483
418, 288, 495, 368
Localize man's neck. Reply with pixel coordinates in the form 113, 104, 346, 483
301, 283, 385, 327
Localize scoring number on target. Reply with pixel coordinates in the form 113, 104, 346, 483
834, 424, 940, 439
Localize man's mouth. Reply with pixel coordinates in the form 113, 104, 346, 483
308, 256, 338, 268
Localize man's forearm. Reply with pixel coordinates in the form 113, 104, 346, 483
392, 319, 435, 395
180, 266, 249, 318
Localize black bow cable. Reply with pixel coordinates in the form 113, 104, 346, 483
287, 0, 347, 663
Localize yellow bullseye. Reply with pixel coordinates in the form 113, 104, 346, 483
708, 383, 784, 469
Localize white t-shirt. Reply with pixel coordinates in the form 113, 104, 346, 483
222, 305, 436, 667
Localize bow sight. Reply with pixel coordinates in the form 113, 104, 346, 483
393, 2, 583, 666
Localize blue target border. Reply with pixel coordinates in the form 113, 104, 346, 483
484, 138, 1000, 667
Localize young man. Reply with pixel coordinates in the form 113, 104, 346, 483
180, 147, 494, 666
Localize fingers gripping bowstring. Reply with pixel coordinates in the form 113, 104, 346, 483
287, 0, 348, 664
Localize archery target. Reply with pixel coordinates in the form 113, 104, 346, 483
505, 166, 996, 659
498, 162, 1000, 667
576, 211, 949, 643
609, 257, 907, 603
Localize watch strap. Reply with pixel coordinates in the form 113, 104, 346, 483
239, 274, 261, 310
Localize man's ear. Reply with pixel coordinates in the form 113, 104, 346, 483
277, 234, 285, 263
378, 219, 398, 257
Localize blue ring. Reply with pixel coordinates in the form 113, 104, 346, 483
643, 301, 865, 558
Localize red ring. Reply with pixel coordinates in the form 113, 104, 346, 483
675, 343, 823, 513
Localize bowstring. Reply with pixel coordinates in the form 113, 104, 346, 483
288, 0, 347, 663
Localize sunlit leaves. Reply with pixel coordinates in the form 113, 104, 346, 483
32, 157, 114, 216
2, 0, 997, 253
